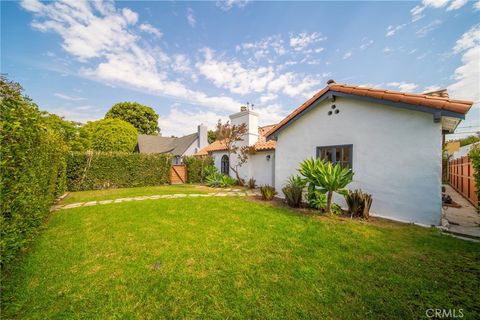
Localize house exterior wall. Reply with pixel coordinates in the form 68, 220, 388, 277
183, 139, 199, 156
274, 97, 443, 226
211, 150, 274, 186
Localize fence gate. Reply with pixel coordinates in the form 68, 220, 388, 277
170, 165, 187, 184
448, 156, 478, 207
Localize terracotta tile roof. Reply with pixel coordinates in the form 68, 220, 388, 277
266, 82, 473, 138
195, 124, 277, 156
423, 89, 449, 99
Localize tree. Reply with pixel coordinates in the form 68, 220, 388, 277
299, 158, 354, 213
208, 130, 217, 144
40, 112, 88, 151
459, 135, 480, 147
105, 102, 160, 135
80, 118, 138, 152
214, 120, 253, 182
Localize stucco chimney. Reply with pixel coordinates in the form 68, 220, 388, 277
229, 107, 259, 147
197, 124, 208, 149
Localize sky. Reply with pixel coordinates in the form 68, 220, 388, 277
2, 0, 479, 139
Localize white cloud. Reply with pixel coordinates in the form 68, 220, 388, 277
447, 0, 468, 11
411, 0, 465, 21
342, 51, 352, 59
259, 93, 278, 104
159, 107, 227, 137
423, 85, 443, 93
387, 82, 419, 92
448, 24, 480, 103
216, 0, 251, 11
237, 35, 286, 60
383, 46, 393, 53
416, 19, 442, 37
20, 0, 242, 113
139, 23, 162, 37
289, 32, 327, 51
386, 24, 407, 37
54, 92, 84, 101
359, 39, 374, 50
172, 54, 192, 73
453, 24, 480, 53
187, 8, 196, 27
475, 0, 480, 11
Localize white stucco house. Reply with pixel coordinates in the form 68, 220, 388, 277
198, 80, 473, 226
136, 124, 208, 163
196, 106, 276, 186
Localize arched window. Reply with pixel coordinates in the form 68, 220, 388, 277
221, 155, 229, 175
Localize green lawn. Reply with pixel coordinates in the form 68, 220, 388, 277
60, 184, 213, 204
2, 189, 480, 319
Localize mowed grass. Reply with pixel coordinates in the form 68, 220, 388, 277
2, 195, 480, 319
60, 184, 213, 204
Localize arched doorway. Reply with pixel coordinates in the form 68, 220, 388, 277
221, 155, 229, 175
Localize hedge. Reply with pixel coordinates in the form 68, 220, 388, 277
66, 152, 172, 191
1, 78, 68, 266
468, 144, 480, 209
182, 155, 214, 183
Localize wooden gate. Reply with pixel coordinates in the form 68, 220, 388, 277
449, 156, 478, 207
170, 165, 187, 184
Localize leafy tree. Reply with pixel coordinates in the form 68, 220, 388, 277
105, 102, 160, 135
468, 144, 480, 209
459, 135, 480, 147
40, 112, 88, 151
208, 130, 217, 144
80, 118, 138, 152
298, 158, 354, 213
214, 120, 253, 182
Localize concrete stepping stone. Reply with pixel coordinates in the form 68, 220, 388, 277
83, 201, 97, 207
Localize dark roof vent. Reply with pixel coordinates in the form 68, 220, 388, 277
327, 79, 336, 85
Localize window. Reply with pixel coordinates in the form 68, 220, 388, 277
221, 155, 229, 175
316, 145, 353, 168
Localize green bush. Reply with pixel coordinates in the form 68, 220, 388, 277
282, 175, 305, 208
345, 189, 373, 219
468, 144, 480, 208
218, 175, 237, 187
80, 118, 138, 152
260, 185, 277, 201
66, 152, 172, 191
1, 77, 68, 266
307, 189, 327, 210
182, 156, 214, 183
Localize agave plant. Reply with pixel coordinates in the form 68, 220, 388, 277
282, 175, 306, 208
260, 185, 277, 201
298, 158, 354, 213
345, 189, 373, 219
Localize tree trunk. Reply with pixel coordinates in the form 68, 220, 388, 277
326, 191, 333, 213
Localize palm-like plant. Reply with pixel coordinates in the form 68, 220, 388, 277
298, 158, 354, 213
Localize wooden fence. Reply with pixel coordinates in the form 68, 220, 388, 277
448, 156, 478, 207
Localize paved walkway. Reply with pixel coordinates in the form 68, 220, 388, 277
54, 189, 261, 211
441, 185, 480, 240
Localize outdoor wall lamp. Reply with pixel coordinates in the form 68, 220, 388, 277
266, 155, 271, 161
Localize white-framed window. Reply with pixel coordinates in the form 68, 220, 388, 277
316, 144, 353, 168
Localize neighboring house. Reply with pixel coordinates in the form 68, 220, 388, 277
265, 80, 473, 226
196, 106, 276, 186
136, 124, 208, 163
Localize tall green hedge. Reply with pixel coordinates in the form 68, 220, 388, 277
1, 78, 68, 266
66, 152, 172, 191
182, 155, 214, 183
468, 144, 480, 209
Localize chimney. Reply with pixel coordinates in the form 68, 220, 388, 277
197, 124, 208, 149
229, 105, 259, 147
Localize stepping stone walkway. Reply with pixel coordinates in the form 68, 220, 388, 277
55, 190, 261, 211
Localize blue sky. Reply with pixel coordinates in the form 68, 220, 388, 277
2, 0, 479, 138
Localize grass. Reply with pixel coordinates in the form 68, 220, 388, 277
60, 184, 213, 204
2, 189, 480, 319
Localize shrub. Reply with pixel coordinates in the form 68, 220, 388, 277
307, 190, 327, 210
260, 185, 277, 201
468, 144, 480, 207
298, 158, 354, 213
218, 175, 237, 187
282, 175, 305, 208
80, 118, 138, 152
182, 155, 214, 183
248, 178, 256, 189
345, 189, 373, 219
66, 152, 171, 191
1, 77, 68, 266
331, 203, 343, 215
